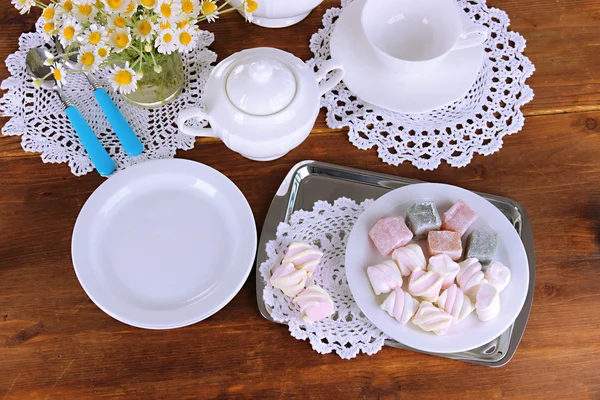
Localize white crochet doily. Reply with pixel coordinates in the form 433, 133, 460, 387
260, 197, 389, 359
0, 20, 216, 176
308, 0, 535, 170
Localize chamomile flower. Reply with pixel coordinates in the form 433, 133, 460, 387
158, 20, 172, 30
57, 0, 75, 15
109, 27, 132, 53
200, 0, 219, 23
155, 0, 182, 24
132, 19, 155, 42
242, 0, 258, 22
180, 0, 200, 18
58, 17, 82, 47
51, 63, 68, 87
80, 24, 108, 46
108, 62, 140, 94
102, 0, 129, 14
122, 0, 139, 16
175, 25, 197, 53
73, 0, 95, 5
176, 19, 190, 29
154, 28, 177, 54
108, 13, 129, 30
11, 0, 35, 15
42, 20, 59, 39
73, 1, 98, 23
78, 45, 101, 73
96, 45, 111, 61
139, 0, 156, 8
42, 4, 57, 20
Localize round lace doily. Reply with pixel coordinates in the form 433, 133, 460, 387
0, 20, 216, 176
308, 0, 535, 170
260, 197, 388, 359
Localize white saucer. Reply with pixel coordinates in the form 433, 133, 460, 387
345, 183, 529, 354
330, 0, 485, 114
71, 159, 257, 329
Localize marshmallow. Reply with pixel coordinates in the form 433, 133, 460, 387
392, 244, 426, 276
437, 284, 474, 324
369, 217, 413, 256
457, 258, 488, 298
367, 260, 403, 295
484, 262, 511, 293
441, 199, 479, 237
380, 288, 420, 324
427, 254, 460, 290
408, 269, 443, 302
282, 241, 324, 277
294, 285, 335, 323
412, 301, 453, 335
475, 283, 500, 322
427, 230, 463, 261
270, 262, 308, 297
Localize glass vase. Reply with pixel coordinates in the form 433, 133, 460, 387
122, 52, 184, 109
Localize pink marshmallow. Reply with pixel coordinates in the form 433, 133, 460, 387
442, 200, 478, 237
369, 217, 413, 256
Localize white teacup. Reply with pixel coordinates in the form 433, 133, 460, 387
361, 0, 488, 74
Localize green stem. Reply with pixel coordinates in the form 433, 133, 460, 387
217, 0, 232, 10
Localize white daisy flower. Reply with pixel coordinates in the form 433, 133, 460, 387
139, 0, 156, 8
80, 24, 108, 47
57, 0, 75, 15
108, 62, 140, 94
58, 17, 82, 47
242, 0, 258, 23
155, 0, 183, 24
11, 0, 35, 14
51, 63, 69, 87
122, 0, 139, 16
180, 0, 199, 18
175, 25, 197, 53
102, 0, 129, 14
41, 20, 59, 40
200, 0, 219, 23
78, 45, 101, 73
42, 4, 57, 21
107, 13, 129, 30
73, 1, 98, 23
132, 19, 155, 42
109, 27, 132, 53
96, 45, 111, 61
154, 28, 177, 54
73, 0, 95, 5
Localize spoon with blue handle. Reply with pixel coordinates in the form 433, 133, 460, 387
55, 40, 144, 157
26, 47, 116, 176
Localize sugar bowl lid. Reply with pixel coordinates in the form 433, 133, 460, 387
226, 57, 297, 116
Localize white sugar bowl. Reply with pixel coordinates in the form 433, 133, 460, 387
177, 47, 344, 161
229, 0, 323, 28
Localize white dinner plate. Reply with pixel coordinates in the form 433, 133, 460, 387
330, 0, 485, 114
72, 159, 257, 329
345, 183, 529, 353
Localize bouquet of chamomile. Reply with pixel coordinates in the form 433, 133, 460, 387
12, 0, 258, 94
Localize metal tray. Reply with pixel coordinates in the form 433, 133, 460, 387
256, 161, 535, 367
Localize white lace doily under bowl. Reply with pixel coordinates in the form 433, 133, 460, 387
307, 0, 535, 170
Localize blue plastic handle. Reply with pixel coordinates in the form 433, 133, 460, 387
64, 105, 116, 176
94, 88, 144, 156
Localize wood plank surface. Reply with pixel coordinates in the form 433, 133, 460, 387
1, 0, 600, 399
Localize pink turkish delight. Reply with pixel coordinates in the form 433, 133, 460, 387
441, 200, 478, 237
369, 217, 413, 256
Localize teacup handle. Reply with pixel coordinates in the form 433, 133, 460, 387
177, 108, 218, 138
315, 59, 345, 96
453, 13, 488, 51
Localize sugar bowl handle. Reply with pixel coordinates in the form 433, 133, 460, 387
315, 59, 345, 96
177, 108, 219, 138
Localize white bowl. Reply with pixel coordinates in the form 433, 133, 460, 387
345, 183, 529, 354
230, 0, 323, 28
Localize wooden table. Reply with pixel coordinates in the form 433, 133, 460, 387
1, 1, 599, 398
